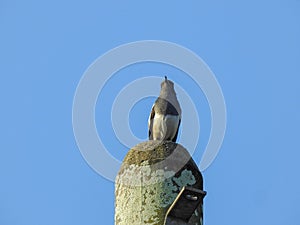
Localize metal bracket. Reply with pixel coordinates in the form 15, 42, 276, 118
164, 186, 207, 224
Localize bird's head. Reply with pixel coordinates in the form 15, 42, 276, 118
161, 76, 174, 90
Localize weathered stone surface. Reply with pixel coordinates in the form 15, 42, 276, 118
115, 141, 204, 225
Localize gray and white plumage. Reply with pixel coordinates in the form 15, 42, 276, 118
148, 76, 181, 142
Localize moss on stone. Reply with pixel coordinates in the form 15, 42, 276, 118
115, 141, 204, 225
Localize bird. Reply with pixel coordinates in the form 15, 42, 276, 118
148, 76, 181, 142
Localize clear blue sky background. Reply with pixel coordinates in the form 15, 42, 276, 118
1, 1, 300, 225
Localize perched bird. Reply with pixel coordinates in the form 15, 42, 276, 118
148, 76, 181, 142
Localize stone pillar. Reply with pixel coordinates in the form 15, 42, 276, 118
115, 141, 205, 225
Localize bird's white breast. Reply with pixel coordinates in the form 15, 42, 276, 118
151, 113, 180, 141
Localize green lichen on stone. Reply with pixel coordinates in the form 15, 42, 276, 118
115, 141, 204, 225
115, 165, 178, 224
172, 169, 196, 187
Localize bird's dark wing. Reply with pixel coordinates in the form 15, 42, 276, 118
148, 104, 155, 140
172, 118, 181, 142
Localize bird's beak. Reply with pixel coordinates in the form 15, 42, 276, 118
164, 76, 168, 81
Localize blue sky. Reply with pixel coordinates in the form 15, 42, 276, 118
1, 1, 300, 225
